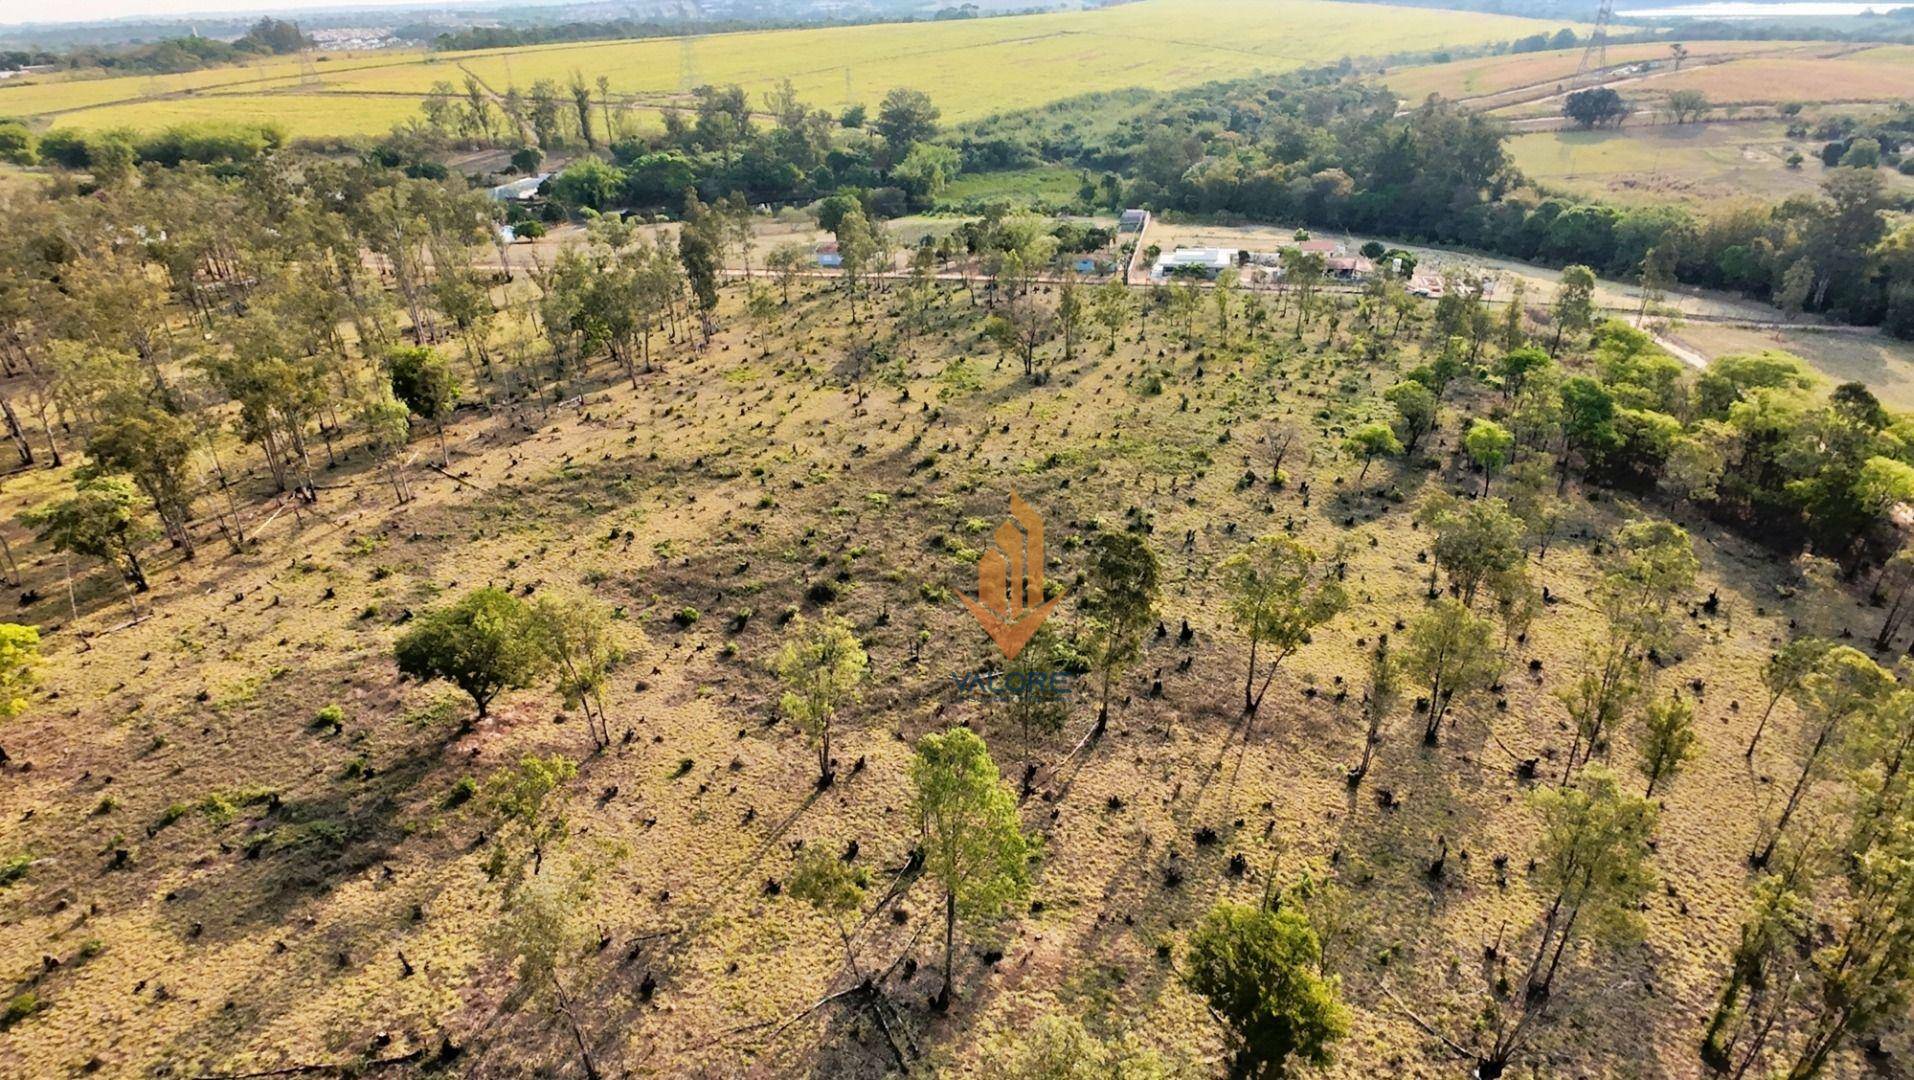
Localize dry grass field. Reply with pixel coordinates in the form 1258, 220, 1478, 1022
1665, 322, 1914, 411
0, 266, 1895, 1078
1378, 39, 1806, 104
2, 0, 1580, 138
1507, 120, 1914, 208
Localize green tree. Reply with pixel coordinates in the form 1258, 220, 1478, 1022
910, 727, 1035, 1009
776, 615, 869, 788
1753, 646, 1894, 867
534, 593, 625, 750
1495, 345, 1553, 401
1079, 530, 1161, 729
1667, 89, 1710, 124
386, 345, 459, 465
1748, 637, 1835, 758
875, 87, 940, 164
482, 752, 577, 877
1636, 693, 1698, 798
1343, 421, 1401, 482
27, 474, 155, 593
1402, 597, 1501, 745
394, 587, 552, 720
490, 869, 600, 1078
1383, 381, 1437, 454
1220, 536, 1349, 716
1557, 375, 1619, 487
1421, 495, 1524, 607
1550, 265, 1597, 354
1183, 900, 1350, 1079
1464, 419, 1515, 494
1480, 766, 1656, 1075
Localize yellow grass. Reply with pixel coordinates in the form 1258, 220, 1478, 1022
0, 276, 1883, 1077
1380, 39, 1795, 102
14, 0, 1581, 138
1508, 121, 1914, 208
1631, 53, 1914, 105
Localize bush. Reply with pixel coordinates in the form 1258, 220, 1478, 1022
0, 122, 35, 166
2, 992, 42, 1028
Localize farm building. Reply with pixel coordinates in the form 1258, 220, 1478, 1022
1325, 254, 1376, 281
1150, 247, 1238, 280
1297, 238, 1344, 256
815, 242, 842, 268
1119, 208, 1149, 233
488, 174, 549, 202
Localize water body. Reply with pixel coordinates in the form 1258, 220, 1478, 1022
1624, 1, 1912, 16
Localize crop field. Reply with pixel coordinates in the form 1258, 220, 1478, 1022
1507, 120, 1914, 208
4, 0, 1579, 138
1634, 51, 1914, 106
0, 265, 1898, 1078
1377, 39, 1801, 104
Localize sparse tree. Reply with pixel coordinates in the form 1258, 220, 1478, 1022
911, 727, 1035, 1009
1747, 636, 1835, 758
1636, 693, 1698, 798
1478, 766, 1656, 1076
776, 615, 869, 788
1091, 278, 1134, 353
788, 844, 872, 973
1343, 421, 1401, 482
1079, 529, 1161, 730
1221, 536, 1349, 715
491, 868, 600, 1079
1348, 633, 1400, 786
1464, 419, 1515, 494
1550, 265, 1597, 355
1402, 597, 1501, 745
1753, 646, 1894, 867
534, 593, 626, 750
482, 752, 577, 878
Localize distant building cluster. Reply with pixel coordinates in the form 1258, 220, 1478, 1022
306, 28, 401, 51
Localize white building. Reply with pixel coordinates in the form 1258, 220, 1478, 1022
1150, 247, 1238, 281
488, 174, 549, 202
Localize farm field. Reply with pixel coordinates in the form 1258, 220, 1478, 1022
1507, 120, 1914, 208
1378, 38, 1807, 104
6, 0, 1581, 137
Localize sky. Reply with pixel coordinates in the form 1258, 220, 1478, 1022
1, 0, 510, 28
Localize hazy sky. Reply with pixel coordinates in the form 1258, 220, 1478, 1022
2, 0, 491, 28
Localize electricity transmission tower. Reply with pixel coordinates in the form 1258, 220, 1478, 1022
1574, 0, 1616, 80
